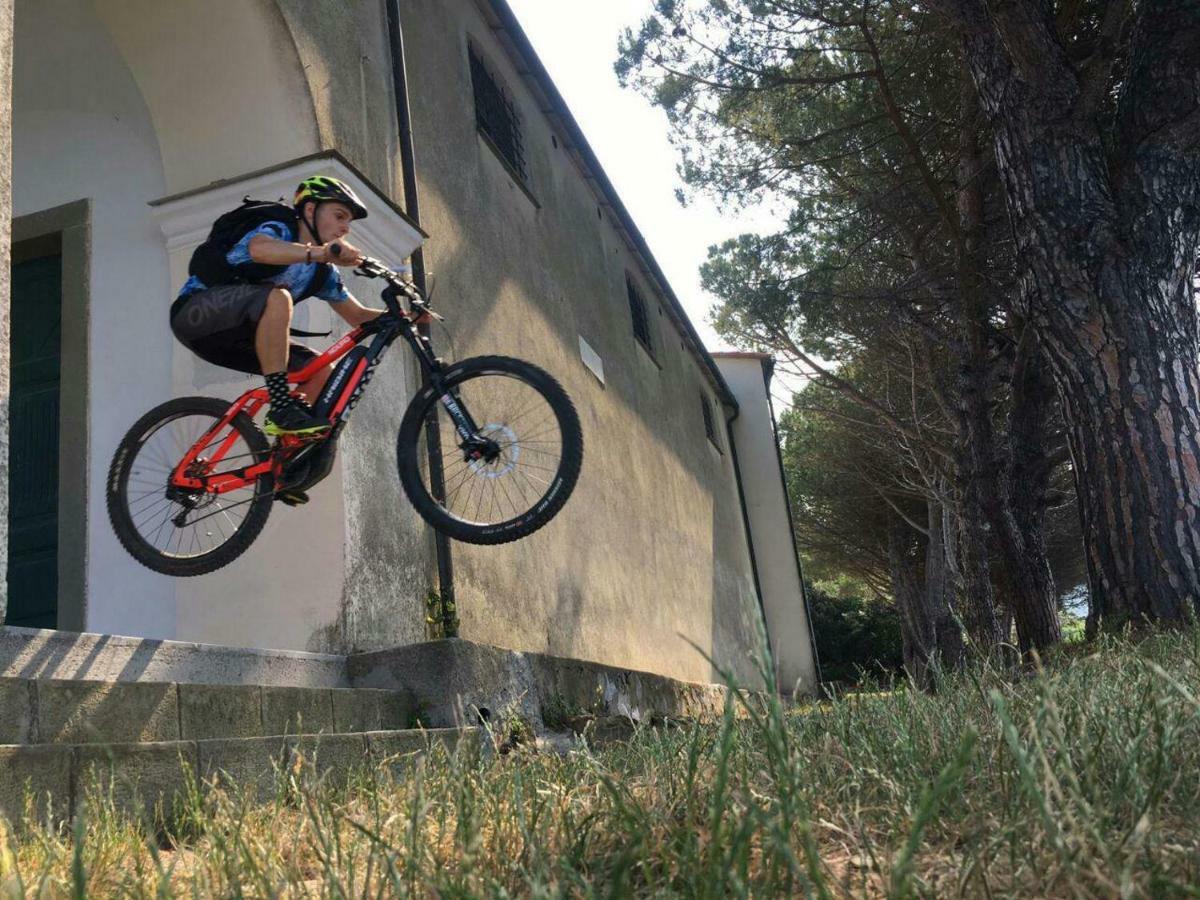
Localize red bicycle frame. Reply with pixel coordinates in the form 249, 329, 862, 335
168, 326, 370, 495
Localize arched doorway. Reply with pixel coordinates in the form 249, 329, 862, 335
10, 0, 325, 641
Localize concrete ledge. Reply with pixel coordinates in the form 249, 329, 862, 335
262, 686, 334, 736
0, 626, 349, 687
38, 680, 179, 744
347, 639, 753, 729
197, 735, 288, 797
0, 728, 477, 829
74, 741, 199, 825
0, 676, 420, 746
286, 734, 367, 787
0, 678, 34, 743
0, 745, 72, 828
179, 684, 264, 740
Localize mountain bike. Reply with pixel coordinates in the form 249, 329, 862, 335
107, 255, 584, 577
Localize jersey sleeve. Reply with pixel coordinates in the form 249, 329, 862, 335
317, 266, 351, 303
225, 221, 293, 267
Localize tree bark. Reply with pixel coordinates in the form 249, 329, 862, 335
946, 66, 1057, 653
999, 326, 1064, 651
888, 508, 964, 687
942, 0, 1200, 628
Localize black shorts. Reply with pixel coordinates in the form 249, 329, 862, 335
170, 284, 317, 375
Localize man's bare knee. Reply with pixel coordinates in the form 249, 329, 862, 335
265, 288, 294, 312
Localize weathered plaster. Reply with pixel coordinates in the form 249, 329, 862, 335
397, 0, 771, 686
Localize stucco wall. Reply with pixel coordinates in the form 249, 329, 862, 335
397, 0, 770, 686
715, 355, 818, 694
10, 0, 425, 653
14, 0, 176, 638
9, 0, 773, 687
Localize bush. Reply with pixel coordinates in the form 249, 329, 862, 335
807, 581, 904, 686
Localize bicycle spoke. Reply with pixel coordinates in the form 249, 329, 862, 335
119, 411, 266, 560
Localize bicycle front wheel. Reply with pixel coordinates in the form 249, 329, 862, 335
396, 356, 583, 544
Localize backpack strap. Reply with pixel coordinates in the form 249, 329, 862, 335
289, 326, 333, 338
300, 262, 335, 301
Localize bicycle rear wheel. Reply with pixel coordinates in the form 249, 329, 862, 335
107, 397, 274, 576
396, 356, 583, 544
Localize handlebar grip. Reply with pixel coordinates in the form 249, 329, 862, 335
329, 242, 343, 259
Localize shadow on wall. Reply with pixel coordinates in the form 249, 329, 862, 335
710, 499, 772, 690
545, 574, 586, 660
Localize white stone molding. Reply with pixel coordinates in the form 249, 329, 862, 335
149, 155, 424, 265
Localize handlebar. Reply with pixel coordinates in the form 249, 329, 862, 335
329, 243, 442, 323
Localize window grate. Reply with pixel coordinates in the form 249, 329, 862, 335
469, 44, 527, 182
626, 275, 653, 353
701, 393, 720, 448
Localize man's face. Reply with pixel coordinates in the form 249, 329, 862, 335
310, 201, 354, 240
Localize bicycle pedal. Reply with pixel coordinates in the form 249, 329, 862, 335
276, 489, 310, 507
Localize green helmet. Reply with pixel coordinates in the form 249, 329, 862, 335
293, 176, 368, 220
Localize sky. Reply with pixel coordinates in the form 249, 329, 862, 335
503, 0, 784, 356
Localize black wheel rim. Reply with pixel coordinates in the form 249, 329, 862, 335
121, 413, 264, 560
417, 371, 566, 528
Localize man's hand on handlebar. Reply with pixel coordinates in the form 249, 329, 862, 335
325, 240, 365, 267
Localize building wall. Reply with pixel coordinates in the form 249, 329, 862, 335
9, 0, 774, 688
715, 355, 818, 694
10, 0, 428, 653
397, 0, 770, 685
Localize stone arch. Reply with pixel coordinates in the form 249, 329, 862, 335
92, 0, 322, 196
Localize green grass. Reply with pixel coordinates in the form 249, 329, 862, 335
3, 630, 1200, 897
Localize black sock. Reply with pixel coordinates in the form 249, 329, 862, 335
265, 371, 293, 411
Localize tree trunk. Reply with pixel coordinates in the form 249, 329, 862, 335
947, 75, 1018, 653
887, 508, 964, 687
924, 503, 967, 670
948, 0, 1200, 628
1000, 327, 1064, 651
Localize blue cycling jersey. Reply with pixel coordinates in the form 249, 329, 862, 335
177, 221, 350, 303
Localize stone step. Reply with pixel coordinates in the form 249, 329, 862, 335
0, 625, 349, 688
0, 676, 420, 745
0, 727, 479, 828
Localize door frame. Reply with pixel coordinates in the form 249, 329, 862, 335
10, 199, 90, 632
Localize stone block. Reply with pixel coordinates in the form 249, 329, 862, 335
330, 688, 381, 732
363, 729, 430, 762
37, 680, 180, 744
73, 741, 198, 827
0, 677, 34, 743
196, 736, 288, 799
365, 727, 480, 773
286, 734, 367, 787
363, 730, 429, 781
378, 689, 418, 730
179, 684, 263, 740
348, 639, 540, 728
261, 687, 333, 736
0, 626, 349, 688
0, 744, 72, 830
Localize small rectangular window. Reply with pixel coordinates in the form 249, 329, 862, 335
626, 275, 654, 354
468, 43, 528, 182
701, 393, 721, 449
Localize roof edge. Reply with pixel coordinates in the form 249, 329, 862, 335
481, 0, 738, 411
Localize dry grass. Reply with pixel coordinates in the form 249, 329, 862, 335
3, 630, 1200, 897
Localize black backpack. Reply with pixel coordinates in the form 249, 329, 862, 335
188, 198, 332, 298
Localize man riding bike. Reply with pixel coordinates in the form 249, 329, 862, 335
170, 176, 385, 440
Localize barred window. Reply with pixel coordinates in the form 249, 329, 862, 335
468, 43, 527, 182
701, 393, 721, 449
626, 275, 653, 354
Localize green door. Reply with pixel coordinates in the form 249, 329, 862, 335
7, 250, 62, 628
